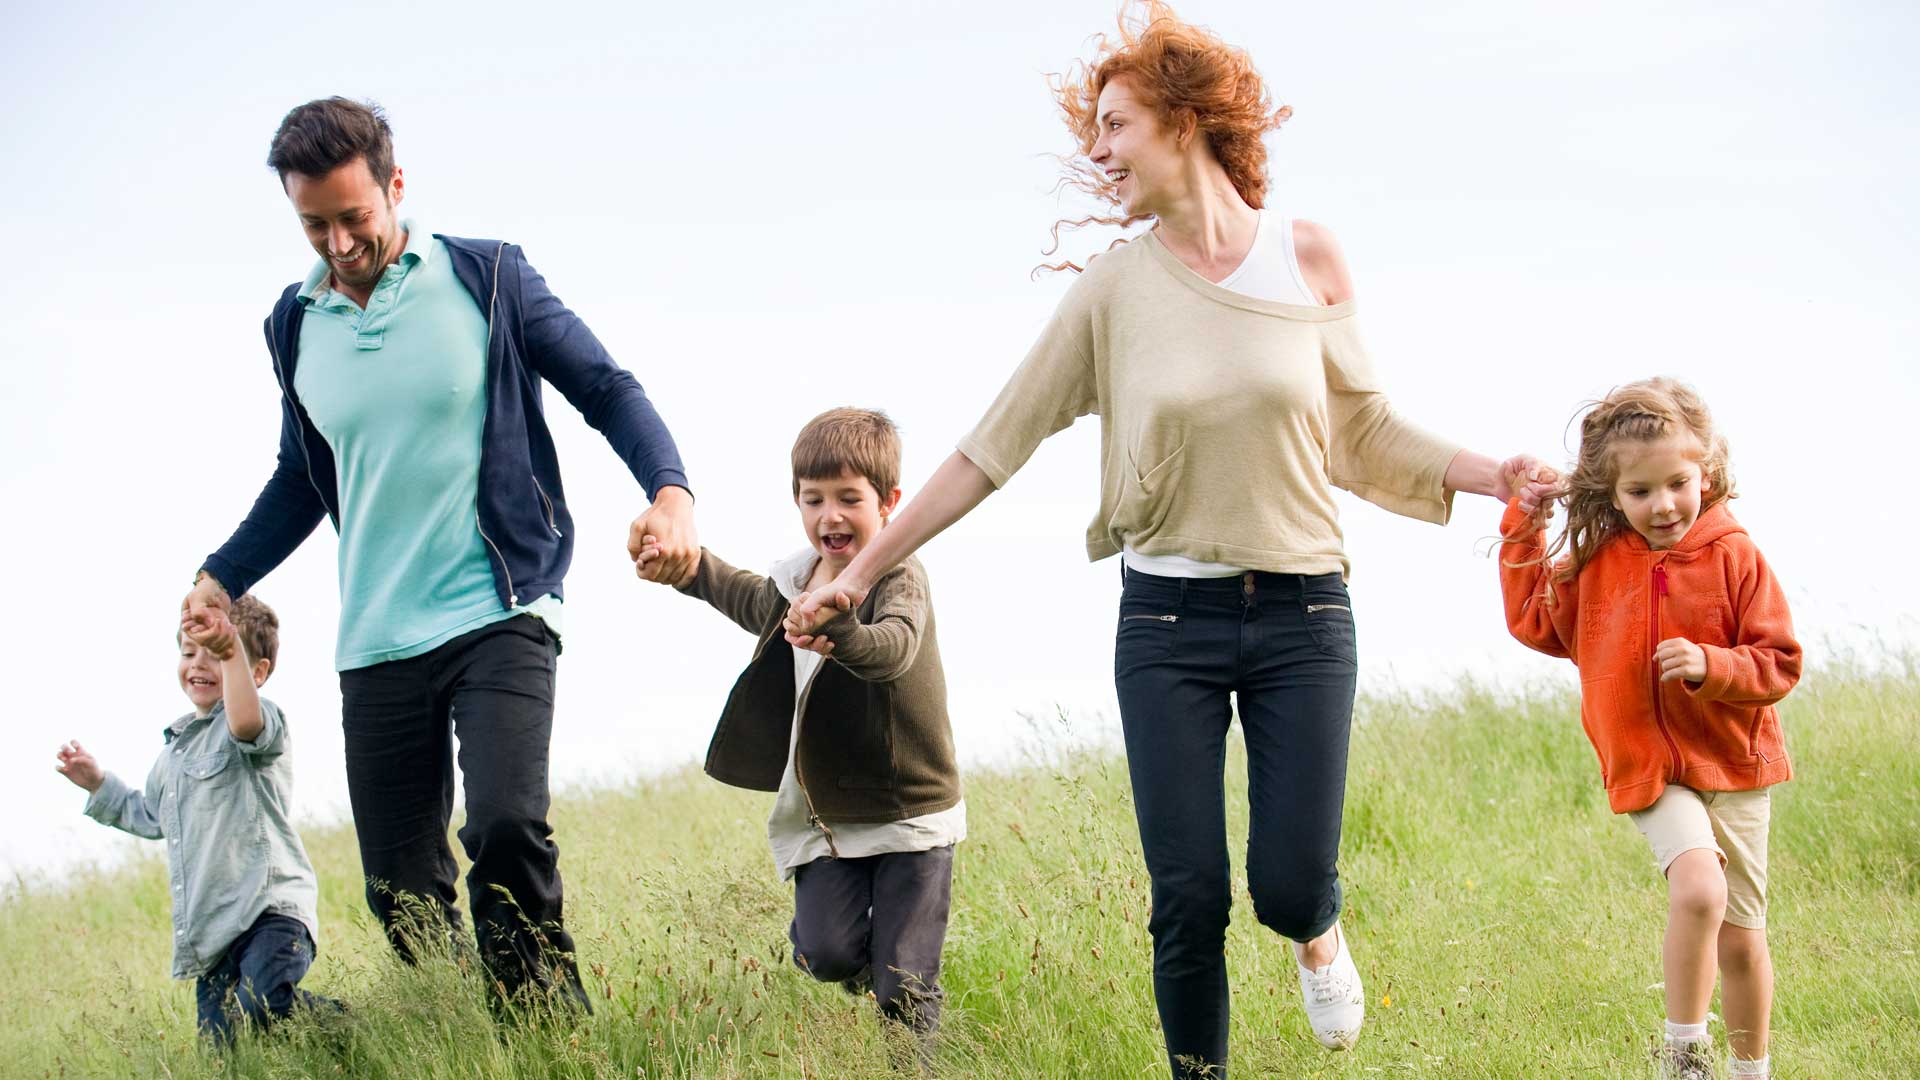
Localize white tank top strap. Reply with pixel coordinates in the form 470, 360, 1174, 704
1274, 211, 1320, 306
1209, 209, 1319, 306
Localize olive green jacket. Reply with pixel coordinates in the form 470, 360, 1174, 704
679, 548, 961, 824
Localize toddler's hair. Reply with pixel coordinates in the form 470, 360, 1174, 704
792, 408, 901, 499
230, 594, 281, 676
1540, 376, 1734, 583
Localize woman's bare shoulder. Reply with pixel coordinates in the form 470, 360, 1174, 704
1290, 218, 1355, 306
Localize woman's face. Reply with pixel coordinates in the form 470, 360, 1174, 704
1090, 77, 1184, 216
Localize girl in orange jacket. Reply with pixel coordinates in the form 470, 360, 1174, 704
1499, 377, 1799, 1080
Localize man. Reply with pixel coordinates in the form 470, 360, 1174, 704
182, 96, 696, 1008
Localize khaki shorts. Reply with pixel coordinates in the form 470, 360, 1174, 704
1629, 785, 1772, 930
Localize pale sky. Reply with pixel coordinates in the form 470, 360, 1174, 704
5, 1, 1916, 882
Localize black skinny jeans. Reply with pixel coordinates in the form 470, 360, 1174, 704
338, 614, 585, 1007
1114, 567, 1359, 1080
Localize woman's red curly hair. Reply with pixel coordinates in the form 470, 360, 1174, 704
1041, 1, 1290, 273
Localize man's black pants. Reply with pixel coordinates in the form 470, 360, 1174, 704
339, 614, 585, 1006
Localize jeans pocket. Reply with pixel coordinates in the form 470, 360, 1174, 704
1302, 593, 1357, 662
1115, 608, 1183, 675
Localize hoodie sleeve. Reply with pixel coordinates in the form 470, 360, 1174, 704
1498, 499, 1578, 660
1688, 537, 1801, 706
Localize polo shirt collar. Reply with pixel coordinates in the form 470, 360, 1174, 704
297, 219, 429, 305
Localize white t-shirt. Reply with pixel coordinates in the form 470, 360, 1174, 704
763, 548, 966, 879
1122, 210, 1322, 580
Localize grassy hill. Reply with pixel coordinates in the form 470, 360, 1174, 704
5, 659, 1915, 1078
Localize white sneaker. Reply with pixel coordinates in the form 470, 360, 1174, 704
1295, 924, 1365, 1050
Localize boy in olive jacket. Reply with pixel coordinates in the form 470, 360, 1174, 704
637, 408, 964, 1047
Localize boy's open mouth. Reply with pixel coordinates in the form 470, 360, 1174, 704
820, 533, 853, 553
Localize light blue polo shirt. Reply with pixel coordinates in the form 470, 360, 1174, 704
294, 223, 558, 671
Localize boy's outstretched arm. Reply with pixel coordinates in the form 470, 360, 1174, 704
67, 745, 165, 840
55, 741, 104, 793
669, 546, 786, 636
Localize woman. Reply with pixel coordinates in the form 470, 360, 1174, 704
785, 4, 1547, 1075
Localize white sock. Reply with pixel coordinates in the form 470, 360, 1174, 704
1729, 1054, 1770, 1077
1664, 1019, 1710, 1046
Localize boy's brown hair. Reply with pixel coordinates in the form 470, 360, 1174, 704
791, 408, 901, 498
230, 595, 281, 676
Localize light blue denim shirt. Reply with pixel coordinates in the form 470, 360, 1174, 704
83, 698, 319, 979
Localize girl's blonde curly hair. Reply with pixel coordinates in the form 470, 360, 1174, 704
1537, 376, 1735, 585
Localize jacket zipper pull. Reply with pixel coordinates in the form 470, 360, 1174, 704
1653, 563, 1668, 598
807, 814, 840, 857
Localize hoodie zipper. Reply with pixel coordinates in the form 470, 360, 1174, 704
1649, 559, 1685, 779
473, 241, 517, 606
534, 478, 562, 537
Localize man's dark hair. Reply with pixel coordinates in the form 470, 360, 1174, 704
267, 97, 394, 190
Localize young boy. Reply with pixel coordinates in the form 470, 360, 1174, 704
637, 407, 965, 1054
55, 594, 338, 1044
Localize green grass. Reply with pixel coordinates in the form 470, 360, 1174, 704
4, 659, 1915, 1079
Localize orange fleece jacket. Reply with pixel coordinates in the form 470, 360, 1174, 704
1499, 500, 1799, 813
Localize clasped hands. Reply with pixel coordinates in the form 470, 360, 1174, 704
179, 575, 241, 661
627, 486, 700, 586
1500, 453, 1563, 530
782, 582, 860, 657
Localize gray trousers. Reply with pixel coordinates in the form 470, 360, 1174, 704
789, 844, 954, 1032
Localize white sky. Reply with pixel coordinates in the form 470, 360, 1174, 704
4, 1, 1916, 882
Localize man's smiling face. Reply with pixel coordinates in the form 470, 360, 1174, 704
285, 156, 406, 300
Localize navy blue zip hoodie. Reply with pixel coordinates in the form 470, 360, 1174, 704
201, 235, 690, 609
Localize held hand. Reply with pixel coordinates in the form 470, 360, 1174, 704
633, 534, 700, 588
782, 588, 855, 649
628, 486, 698, 587
181, 605, 240, 661
181, 572, 231, 636
788, 629, 836, 657
1499, 455, 1561, 527
55, 740, 105, 793
1655, 637, 1708, 683
1496, 455, 1558, 502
